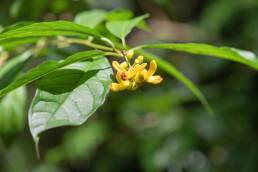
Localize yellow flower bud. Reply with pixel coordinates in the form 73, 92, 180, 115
146, 75, 163, 84
126, 50, 134, 60
134, 55, 144, 64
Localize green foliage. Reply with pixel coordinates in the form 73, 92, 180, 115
75, 9, 107, 28
139, 43, 258, 70
0, 50, 103, 97
0, 7, 257, 161
106, 14, 149, 44
0, 50, 33, 89
29, 57, 112, 157
138, 50, 213, 115
106, 9, 133, 20
0, 86, 27, 136
0, 21, 102, 47
46, 120, 109, 162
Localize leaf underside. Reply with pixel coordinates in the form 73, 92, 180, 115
29, 57, 113, 157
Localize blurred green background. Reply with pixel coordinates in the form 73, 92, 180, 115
1, 0, 258, 171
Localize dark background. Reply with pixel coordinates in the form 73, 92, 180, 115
0, 0, 258, 171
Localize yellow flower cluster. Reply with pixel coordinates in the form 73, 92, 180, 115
110, 50, 163, 92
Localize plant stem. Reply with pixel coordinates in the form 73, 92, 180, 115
64, 38, 114, 51
58, 37, 123, 58
105, 52, 122, 58
122, 38, 126, 47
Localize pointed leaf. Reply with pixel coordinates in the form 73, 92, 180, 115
0, 50, 103, 97
28, 57, 113, 155
0, 21, 102, 46
1, 37, 40, 50
106, 14, 148, 40
75, 9, 107, 28
106, 9, 133, 20
139, 43, 258, 70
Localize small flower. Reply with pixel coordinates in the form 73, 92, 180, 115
110, 73, 131, 92
110, 51, 163, 92
142, 60, 163, 84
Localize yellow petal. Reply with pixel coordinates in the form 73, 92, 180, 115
120, 62, 129, 70
141, 69, 147, 76
134, 72, 145, 84
146, 75, 163, 84
128, 81, 139, 91
144, 60, 157, 80
112, 61, 126, 73
126, 63, 146, 79
116, 72, 123, 83
134, 55, 144, 64
110, 81, 131, 92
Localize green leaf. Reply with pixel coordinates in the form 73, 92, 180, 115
0, 25, 3, 33
75, 9, 107, 28
0, 86, 27, 136
106, 14, 149, 41
36, 69, 87, 94
137, 20, 151, 32
1, 37, 40, 50
2, 21, 33, 33
0, 50, 33, 89
0, 21, 102, 46
0, 50, 104, 97
139, 43, 258, 70
106, 8, 133, 21
137, 50, 213, 115
29, 57, 113, 157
